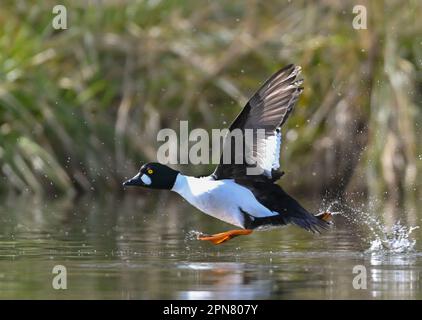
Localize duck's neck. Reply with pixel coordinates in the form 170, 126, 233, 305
171, 173, 189, 194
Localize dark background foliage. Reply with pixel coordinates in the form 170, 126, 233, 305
0, 1, 421, 220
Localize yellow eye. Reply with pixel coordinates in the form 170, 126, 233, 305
147, 169, 154, 174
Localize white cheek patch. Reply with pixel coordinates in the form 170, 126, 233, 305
141, 174, 152, 185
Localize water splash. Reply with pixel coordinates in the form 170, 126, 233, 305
321, 199, 419, 254
366, 222, 419, 254
185, 230, 203, 241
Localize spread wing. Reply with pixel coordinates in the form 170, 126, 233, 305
213, 64, 303, 180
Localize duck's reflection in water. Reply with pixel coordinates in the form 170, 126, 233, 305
176, 262, 272, 299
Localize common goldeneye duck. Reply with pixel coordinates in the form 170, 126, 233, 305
123, 64, 332, 244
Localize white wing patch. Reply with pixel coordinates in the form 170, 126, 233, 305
243, 128, 283, 178
261, 128, 282, 177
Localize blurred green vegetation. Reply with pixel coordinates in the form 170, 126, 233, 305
0, 1, 421, 211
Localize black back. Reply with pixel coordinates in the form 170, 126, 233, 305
237, 179, 329, 233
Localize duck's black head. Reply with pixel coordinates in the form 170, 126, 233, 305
123, 162, 179, 190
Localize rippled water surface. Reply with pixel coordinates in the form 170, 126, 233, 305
0, 193, 421, 299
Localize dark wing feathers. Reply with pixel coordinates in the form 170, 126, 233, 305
229, 64, 303, 132
213, 64, 303, 180
239, 181, 330, 233
244, 65, 303, 130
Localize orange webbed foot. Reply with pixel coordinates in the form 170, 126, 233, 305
197, 229, 253, 245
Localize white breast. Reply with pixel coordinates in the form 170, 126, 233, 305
171, 174, 277, 228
